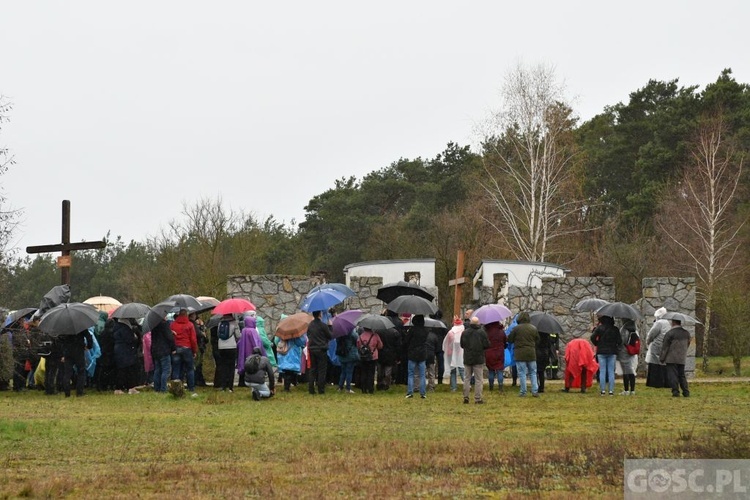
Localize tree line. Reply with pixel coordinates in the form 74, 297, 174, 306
1, 67, 748, 369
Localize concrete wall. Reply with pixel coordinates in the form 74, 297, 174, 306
344, 259, 436, 288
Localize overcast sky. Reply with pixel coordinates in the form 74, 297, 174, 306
1, 1, 748, 256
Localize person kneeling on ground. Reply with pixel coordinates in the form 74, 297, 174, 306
244, 347, 275, 401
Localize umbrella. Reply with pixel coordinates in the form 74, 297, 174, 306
406, 317, 447, 329
142, 300, 177, 333
166, 294, 203, 310
37, 284, 71, 317
662, 312, 701, 325
276, 312, 313, 340
111, 302, 151, 320
38, 302, 100, 337
529, 312, 565, 334
194, 296, 220, 313
4, 307, 38, 327
309, 283, 356, 298
299, 288, 347, 313
376, 281, 434, 304
386, 295, 437, 316
206, 314, 223, 330
574, 298, 610, 312
83, 295, 122, 313
331, 309, 363, 338
212, 298, 256, 316
357, 314, 397, 333
473, 304, 513, 325
595, 302, 644, 321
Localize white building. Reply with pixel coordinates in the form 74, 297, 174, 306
343, 258, 436, 288
472, 259, 569, 303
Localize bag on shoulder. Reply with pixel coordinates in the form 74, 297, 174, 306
358, 334, 374, 361
245, 354, 261, 374
218, 321, 231, 341
276, 339, 290, 355
626, 332, 641, 356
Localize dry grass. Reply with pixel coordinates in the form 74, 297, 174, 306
1, 381, 749, 498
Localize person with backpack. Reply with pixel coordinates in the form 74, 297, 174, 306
357, 327, 383, 394
244, 347, 275, 401
274, 321, 307, 392
335, 328, 359, 393
215, 313, 241, 392
590, 315, 622, 396
618, 319, 640, 395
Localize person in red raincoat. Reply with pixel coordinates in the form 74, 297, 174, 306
484, 321, 507, 392
561, 338, 598, 393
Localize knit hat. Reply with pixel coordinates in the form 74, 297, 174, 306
453, 318, 462, 326
654, 307, 667, 319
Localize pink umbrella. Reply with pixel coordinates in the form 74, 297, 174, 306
212, 298, 256, 316
474, 304, 513, 325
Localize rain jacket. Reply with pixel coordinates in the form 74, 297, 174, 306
113, 320, 139, 369
617, 322, 638, 375
255, 316, 277, 368
336, 330, 360, 364
645, 319, 670, 365
244, 349, 275, 390
171, 315, 198, 354
142, 332, 153, 374
357, 330, 383, 361
443, 324, 465, 369
237, 317, 264, 374
507, 312, 539, 362
461, 323, 490, 366
275, 334, 307, 373
564, 339, 599, 388
85, 329, 101, 378
484, 322, 506, 370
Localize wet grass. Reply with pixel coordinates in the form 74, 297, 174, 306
1, 380, 749, 498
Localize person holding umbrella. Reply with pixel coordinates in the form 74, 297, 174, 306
306, 310, 332, 395
60, 328, 95, 397
274, 314, 307, 392
113, 318, 142, 395
507, 312, 540, 398
590, 315, 622, 396
405, 315, 428, 399
659, 317, 691, 398
461, 317, 490, 404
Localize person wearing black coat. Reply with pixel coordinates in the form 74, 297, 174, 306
39, 333, 63, 395
376, 320, 401, 391
96, 318, 117, 391
424, 329, 440, 392
535, 331, 552, 393
60, 329, 94, 397
150, 320, 176, 393
113, 320, 141, 394
405, 315, 428, 399
306, 311, 332, 395
591, 315, 622, 396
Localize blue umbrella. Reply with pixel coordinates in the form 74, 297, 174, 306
300, 288, 347, 313
309, 283, 356, 298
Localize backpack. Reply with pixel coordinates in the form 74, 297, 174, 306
218, 321, 231, 341
276, 339, 290, 355
245, 354, 261, 374
626, 331, 641, 356
358, 334, 375, 361
335, 335, 351, 358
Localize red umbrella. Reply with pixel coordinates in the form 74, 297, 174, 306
212, 298, 256, 316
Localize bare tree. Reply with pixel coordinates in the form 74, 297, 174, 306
480, 63, 584, 262
658, 113, 747, 372
0, 95, 20, 256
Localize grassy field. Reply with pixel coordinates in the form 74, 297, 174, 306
1, 379, 749, 499
695, 356, 750, 377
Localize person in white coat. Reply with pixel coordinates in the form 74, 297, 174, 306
442, 317, 465, 391
645, 307, 670, 388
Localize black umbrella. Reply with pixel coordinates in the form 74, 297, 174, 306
111, 302, 151, 320
166, 294, 203, 310
406, 317, 447, 329
38, 302, 100, 337
377, 281, 434, 304
142, 301, 177, 333
529, 312, 564, 334
386, 295, 438, 316
596, 302, 644, 321
4, 307, 38, 326
357, 314, 397, 332
574, 298, 610, 313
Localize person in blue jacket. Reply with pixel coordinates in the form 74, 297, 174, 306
274, 324, 308, 392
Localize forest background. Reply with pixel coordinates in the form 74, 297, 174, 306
1, 67, 749, 370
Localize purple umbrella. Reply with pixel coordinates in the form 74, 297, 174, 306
474, 304, 513, 325
332, 309, 363, 338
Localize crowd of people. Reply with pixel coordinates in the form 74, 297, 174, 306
0, 303, 692, 401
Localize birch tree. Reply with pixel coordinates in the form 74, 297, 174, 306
658, 113, 746, 372
0, 95, 20, 256
481, 63, 583, 262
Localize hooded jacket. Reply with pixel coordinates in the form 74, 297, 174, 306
564, 339, 599, 388
406, 315, 428, 362
275, 334, 307, 373
237, 316, 263, 373
150, 320, 176, 359
443, 323, 465, 369
244, 348, 275, 389
645, 319, 671, 364
461, 322, 490, 366
484, 322, 507, 370
113, 320, 139, 369
255, 316, 277, 368
591, 316, 621, 355
171, 315, 198, 354
507, 312, 539, 362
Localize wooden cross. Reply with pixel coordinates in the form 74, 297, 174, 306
448, 250, 466, 319
26, 200, 107, 285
